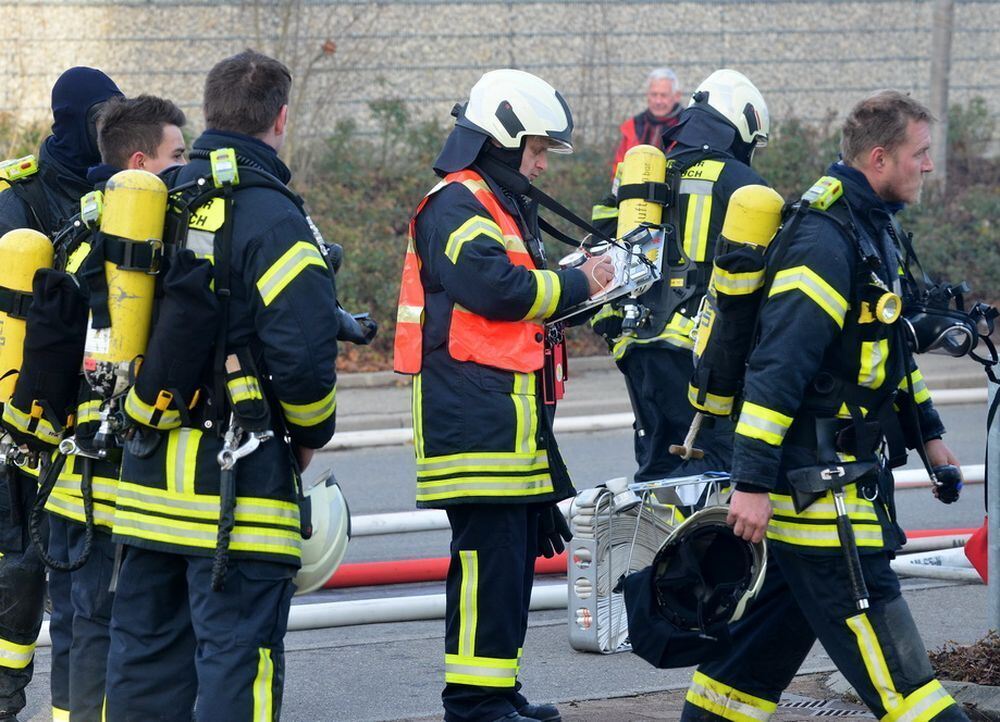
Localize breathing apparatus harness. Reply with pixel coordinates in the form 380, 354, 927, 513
20, 150, 374, 585
611, 145, 733, 340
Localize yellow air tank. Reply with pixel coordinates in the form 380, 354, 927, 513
616, 144, 666, 238
690, 184, 784, 413
0, 229, 53, 401
83, 169, 167, 396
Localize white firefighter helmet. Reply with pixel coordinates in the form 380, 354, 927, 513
651, 505, 766, 631
293, 470, 351, 595
458, 69, 574, 153
690, 69, 769, 148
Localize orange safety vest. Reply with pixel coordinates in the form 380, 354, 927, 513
394, 170, 545, 375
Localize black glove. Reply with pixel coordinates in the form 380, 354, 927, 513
335, 306, 378, 345
536, 504, 572, 559
932, 464, 963, 504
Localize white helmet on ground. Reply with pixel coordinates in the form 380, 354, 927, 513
294, 470, 351, 595
690, 69, 769, 148
651, 505, 766, 631
458, 69, 574, 153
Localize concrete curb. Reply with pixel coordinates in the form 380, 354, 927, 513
337, 355, 985, 390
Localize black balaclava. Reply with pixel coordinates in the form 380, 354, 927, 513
46, 67, 123, 178
662, 102, 757, 166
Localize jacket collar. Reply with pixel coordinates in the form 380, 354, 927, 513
194, 130, 292, 185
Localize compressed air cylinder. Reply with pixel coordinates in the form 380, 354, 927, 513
689, 185, 784, 415
0, 229, 53, 401
83, 169, 167, 396
616, 144, 667, 238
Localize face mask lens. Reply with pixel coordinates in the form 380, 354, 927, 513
932, 326, 975, 357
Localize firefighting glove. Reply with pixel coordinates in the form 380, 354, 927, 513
932, 464, 963, 504
537, 504, 572, 559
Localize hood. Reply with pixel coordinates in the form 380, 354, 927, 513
433, 124, 492, 177
46, 67, 123, 179
663, 104, 755, 165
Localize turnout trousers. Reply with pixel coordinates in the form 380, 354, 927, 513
442, 504, 542, 722
47, 516, 116, 722
679, 544, 967, 722
0, 468, 45, 719
105, 546, 295, 722
617, 347, 733, 482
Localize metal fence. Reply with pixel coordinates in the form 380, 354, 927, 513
0, 0, 997, 146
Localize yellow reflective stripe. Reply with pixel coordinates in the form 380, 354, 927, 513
681, 159, 725, 182
444, 216, 504, 264
397, 304, 422, 324
253, 648, 274, 722
591, 203, 618, 221
523, 270, 561, 321
613, 313, 695, 358
52, 707, 70, 722
416, 476, 554, 502
899, 369, 931, 404
0, 637, 34, 670
417, 450, 548, 475
766, 519, 884, 548
885, 679, 956, 722
46, 492, 117, 529
770, 491, 878, 521
112, 509, 301, 558
77, 399, 102, 425
459, 550, 478, 657
859, 339, 889, 389
412, 373, 425, 458
685, 670, 776, 722
280, 386, 336, 428
114, 482, 299, 527
846, 613, 902, 712
256, 241, 326, 307
770, 265, 848, 328
228, 375, 263, 404
681, 180, 714, 262
55, 460, 119, 498
688, 384, 734, 416
589, 303, 621, 326
511, 373, 537, 456
713, 267, 764, 296
444, 653, 518, 688
736, 402, 793, 446
459, 178, 490, 195
124, 387, 181, 430
1, 403, 60, 444
166, 429, 201, 496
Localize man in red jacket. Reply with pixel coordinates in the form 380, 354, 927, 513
612, 67, 685, 169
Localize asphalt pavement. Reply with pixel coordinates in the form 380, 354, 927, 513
18, 354, 998, 721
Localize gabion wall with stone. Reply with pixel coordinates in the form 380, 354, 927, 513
1, 0, 997, 147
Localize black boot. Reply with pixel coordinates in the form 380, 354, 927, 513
517, 703, 561, 722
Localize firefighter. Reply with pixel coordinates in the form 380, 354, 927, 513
593, 69, 771, 486
0, 67, 122, 238
103, 51, 340, 721
393, 69, 613, 722
0, 66, 121, 721
42, 93, 187, 722
681, 91, 968, 721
